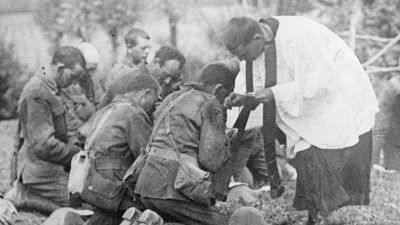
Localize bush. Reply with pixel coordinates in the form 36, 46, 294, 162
0, 42, 27, 120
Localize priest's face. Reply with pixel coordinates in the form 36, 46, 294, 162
228, 35, 264, 61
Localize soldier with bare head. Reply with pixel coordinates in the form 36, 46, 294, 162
5, 46, 86, 213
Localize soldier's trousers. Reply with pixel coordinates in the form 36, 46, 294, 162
24, 177, 69, 207
231, 128, 269, 185
140, 197, 226, 225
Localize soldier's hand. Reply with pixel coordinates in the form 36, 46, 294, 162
225, 128, 238, 141
224, 93, 247, 109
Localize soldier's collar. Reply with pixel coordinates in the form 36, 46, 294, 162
36, 67, 60, 95
181, 81, 203, 91
111, 95, 140, 108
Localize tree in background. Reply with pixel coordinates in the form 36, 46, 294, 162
35, 1, 65, 51
319, 0, 400, 79
33, 0, 400, 79
0, 42, 26, 120
362, 0, 400, 74
35, 0, 143, 64
145, 0, 184, 48
94, 0, 143, 64
193, 0, 315, 60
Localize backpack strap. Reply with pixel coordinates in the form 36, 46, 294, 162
145, 90, 193, 153
84, 102, 130, 152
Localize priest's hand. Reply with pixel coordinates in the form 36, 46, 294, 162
247, 88, 274, 104
224, 93, 247, 109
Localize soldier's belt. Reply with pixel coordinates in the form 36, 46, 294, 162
148, 147, 198, 165
93, 156, 132, 170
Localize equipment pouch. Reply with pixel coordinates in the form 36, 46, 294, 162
80, 161, 126, 212
174, 159, 213, 205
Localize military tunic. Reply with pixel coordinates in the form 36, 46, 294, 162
17, 68, 81, 206
135, 89, 230, 225
84, 96, 152, 225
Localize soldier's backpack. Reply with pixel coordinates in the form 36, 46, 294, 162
68, 103, 129, 212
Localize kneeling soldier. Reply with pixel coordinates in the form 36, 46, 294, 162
84, 74, 161, 225
134, 63, 236, 225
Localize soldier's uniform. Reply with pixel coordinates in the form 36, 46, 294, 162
62, 85, 96, 136
231, 128, 269, 187
16, 68, 81, 206
84, 95, 152, 225
135, 89, 230, 225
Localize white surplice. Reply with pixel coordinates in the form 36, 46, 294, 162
226, 16, 378, 156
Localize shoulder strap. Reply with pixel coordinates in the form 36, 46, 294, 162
84, 102, 130, 152
163, 90, 200, 159
144, 90, 193, 154
60, 89, 77, 105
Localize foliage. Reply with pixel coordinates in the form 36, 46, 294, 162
35, 0, 144, 61
215, 171, 400, 225
362, 0, 400, 69
35, 0, 97, 43
363, 0, 400, 38
94, 0, 143, 52
307, 0, 400, 83
270, 0, 314, 15
0, 42, 26, 120
145, 0, 184, 47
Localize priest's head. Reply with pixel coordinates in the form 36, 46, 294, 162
223, 17, 271, 61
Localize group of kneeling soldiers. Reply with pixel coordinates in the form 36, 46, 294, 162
1, 14, 381, 225
2, 28, 274, 225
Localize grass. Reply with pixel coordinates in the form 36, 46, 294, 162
1, 119, 400, 224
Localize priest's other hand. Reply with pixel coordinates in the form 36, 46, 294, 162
248, 88, 274, 104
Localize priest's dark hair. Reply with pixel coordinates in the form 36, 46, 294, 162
223, 17, 262, 51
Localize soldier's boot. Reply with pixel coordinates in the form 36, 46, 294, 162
120, 207, 142, 225
228, 207, 267, 225
4, 182, 60, 215
137, 209, 163, 225
43, 208, 84, 225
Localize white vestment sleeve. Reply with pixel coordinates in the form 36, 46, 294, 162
271, 35, 342, 118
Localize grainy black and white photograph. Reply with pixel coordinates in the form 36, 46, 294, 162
0, 0, 400, 224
